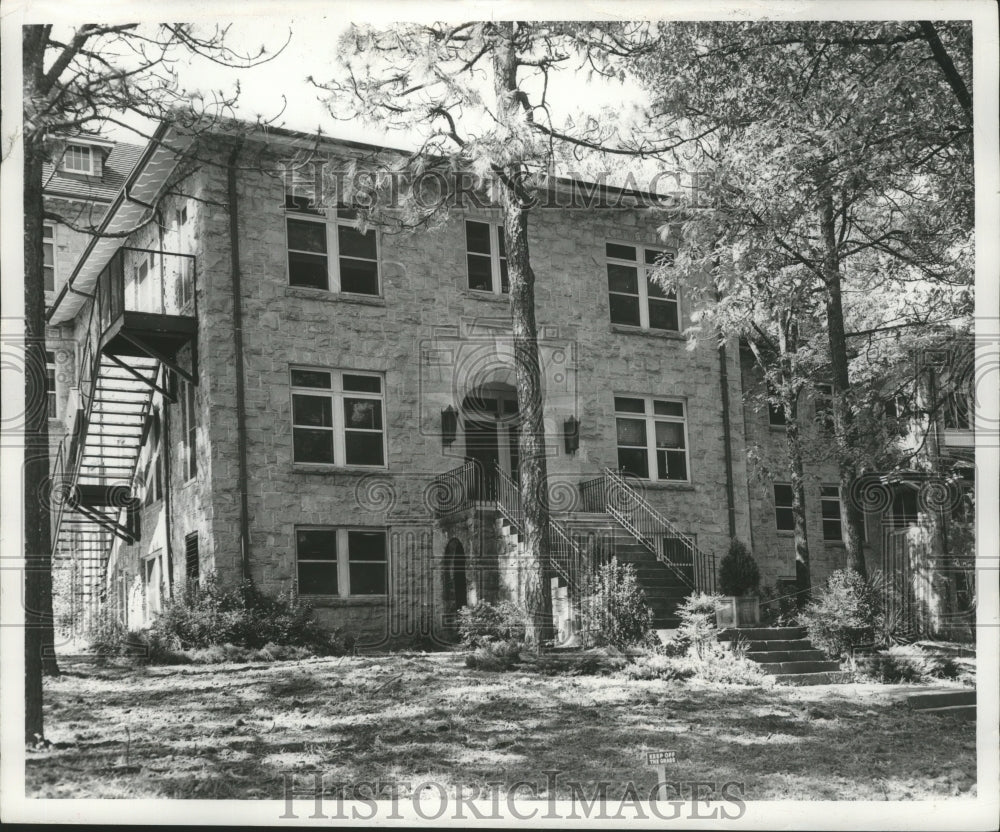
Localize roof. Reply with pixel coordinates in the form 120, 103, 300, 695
42, 141, 145, 203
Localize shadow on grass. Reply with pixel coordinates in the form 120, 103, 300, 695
28, 656, 976, 800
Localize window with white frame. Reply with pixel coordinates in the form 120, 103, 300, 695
43, 224, 56, 291
773, 483, 794, 532
291, 369, 386, 466
614, 396, 689, 482
606, 243, 679, 331
465, 220, 508, 294
295, 527, 388, 597
45, 351, 57, 418
62, 145, 94, 174
285, 196, 380, 295
820, 485, 842, 542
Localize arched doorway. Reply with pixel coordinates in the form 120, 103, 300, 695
463, 381, 519, 496
443, 538, 468, 635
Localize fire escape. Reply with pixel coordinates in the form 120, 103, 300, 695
50, 247, 197, 629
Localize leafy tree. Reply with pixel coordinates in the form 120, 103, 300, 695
634, 21, 972, 579
20, 22, 284, 745
315, 21, 672, 647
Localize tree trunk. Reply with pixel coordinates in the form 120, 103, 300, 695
493, 24, 553, 649
23, 25, 60, 745
816, 173, 868, 578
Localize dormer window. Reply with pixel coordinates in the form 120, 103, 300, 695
62, 145, 95, 174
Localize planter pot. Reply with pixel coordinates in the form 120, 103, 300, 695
716, 595, 760, 629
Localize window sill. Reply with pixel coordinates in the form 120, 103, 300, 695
632, 480, 696, 492
609, 323, 685, 341
464, 289, 510, 304
293, 463, 388, 476
301, 595, 388, 607
285, 286, 385, 307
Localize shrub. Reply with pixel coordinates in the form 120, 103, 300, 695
623, 653, 696, 681
457, 601, 526, 648
146, 575, 351, 655
465, 638, 523, 671
89, 611, 129, 656
578, 557, 653, 650
694, 642, 773, 686
759, 583, 804, 627
675, 592, 724, 660
799, 569, 880, 659
717, 539, 760, 597
854, 644, 960, 683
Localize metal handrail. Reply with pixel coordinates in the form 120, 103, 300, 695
493, 463, 588, 589
598, 467, 716, 592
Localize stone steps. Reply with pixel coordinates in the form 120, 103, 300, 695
907, 689, 976, 720
718, 625, 846, 685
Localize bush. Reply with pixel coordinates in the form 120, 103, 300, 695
623, 653, 696, 681
759, 583, 804, 627
457, 601, 526, 648
799, 569, 880, 659
693, 642, 774, 685
675, 592, 724, 659
147, 575, 351, 655
465, 638, 523, 671
717, 539, 760, 597
854, 644, 960, 683
578, 557, 653, 649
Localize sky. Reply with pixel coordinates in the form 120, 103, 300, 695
93, 17, 648, 160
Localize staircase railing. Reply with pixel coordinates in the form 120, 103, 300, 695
493, 464, 589, 589
430, 459, 485, 515
581, 468, 716, 593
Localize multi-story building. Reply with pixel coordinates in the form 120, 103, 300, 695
42, 123, 974, 646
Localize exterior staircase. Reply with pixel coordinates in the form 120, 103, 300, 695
718, 626, 849, 685
434, 463, 716, 640
49, 246, 197, 630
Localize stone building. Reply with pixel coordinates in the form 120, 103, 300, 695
43, 123, 969, 646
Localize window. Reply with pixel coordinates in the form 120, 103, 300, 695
178, 379, 197, 480
45, 351, 57, 419
43, 224, 55, 291
291, 369, 386, 467
767, 381, 786, 427
942, 389, 972, 430
606, 243, 679, 331
821, 485, 842, 542
185, 533, 200, 583
774, 483, 795, 532
295, 527, 388, 597
814, 383, 834, 431
62, 145, 94, 174
465, 220, 508, 294
614, 396, 689, 482
285, 197, 379, 295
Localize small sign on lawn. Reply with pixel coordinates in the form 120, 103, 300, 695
647, 750, 676, 766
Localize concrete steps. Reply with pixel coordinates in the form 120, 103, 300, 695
718, 626, 847, 685
907, 689, 976, 720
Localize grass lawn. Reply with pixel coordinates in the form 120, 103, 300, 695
27, 651, 977, 801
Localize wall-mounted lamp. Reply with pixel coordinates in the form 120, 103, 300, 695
563, 415, 580, 455
442, 405, 458, 446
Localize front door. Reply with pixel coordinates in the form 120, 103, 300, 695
463, 390, 519, 497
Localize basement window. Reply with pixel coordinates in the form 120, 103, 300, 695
285, 197, 380, 295
295, 527, 387, 597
